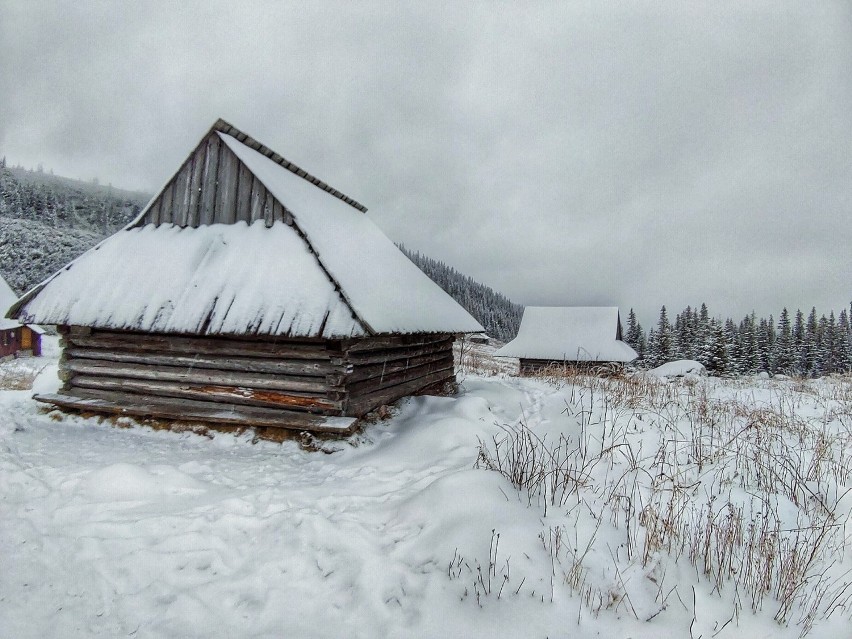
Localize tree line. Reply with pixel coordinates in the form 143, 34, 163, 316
398, 245, 523, 341
623, 303, 852, 376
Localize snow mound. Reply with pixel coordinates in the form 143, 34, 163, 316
648, 359, 707, 377
77, 463, 209, 502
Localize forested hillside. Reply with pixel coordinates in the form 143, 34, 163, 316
0, 159, 148, 293
398, 245, 523, 341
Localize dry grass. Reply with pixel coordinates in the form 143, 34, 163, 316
472, 369, 852, 635
0, 362, 47, 390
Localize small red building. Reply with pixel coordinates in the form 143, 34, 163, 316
1, 275, 42, 358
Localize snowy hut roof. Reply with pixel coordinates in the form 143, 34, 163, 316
494, 307, 637, 362
7, 120, 484, 338
0, 275, 24, 330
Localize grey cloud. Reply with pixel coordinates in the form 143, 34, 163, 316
1, 0, 850, 326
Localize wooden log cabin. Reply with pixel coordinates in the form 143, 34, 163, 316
494, 307, 637, 375
1, 274, 42, 359
7, 119, 483, 434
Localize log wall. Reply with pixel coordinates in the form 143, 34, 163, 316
44, 327, 456, 432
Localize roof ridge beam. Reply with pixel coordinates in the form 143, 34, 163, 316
212, 119, 367, 214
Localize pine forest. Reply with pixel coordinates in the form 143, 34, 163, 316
623, 303, 852, 376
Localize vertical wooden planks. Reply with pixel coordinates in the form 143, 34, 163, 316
160, 181, 174, 225
172, 157, 191, 227
272, 199, 284, 224
249, 176, 264, 224
264, 190, 275, 227
146, 198, 161, 226
187, 141, 205, 227
215, 145, 239, 224
199, 133, 221, 226
235, 160, 253, 224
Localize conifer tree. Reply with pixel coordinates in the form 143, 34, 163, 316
723, 318, 739, 374
651, 306, 674, 365
792, 309, 805, 375
838, 310, 852, 372
774, 308, 795, 374
705, 320, 729, 375
624, 309, 641, 353
756, 318, 773, 373
645, 328, 659, 367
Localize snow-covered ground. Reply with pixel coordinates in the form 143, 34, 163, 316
2, 339, 852, 638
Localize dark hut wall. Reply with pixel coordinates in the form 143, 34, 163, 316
0, 326, 40, 358
0, 328, 20, 358
55, 327, 454, 425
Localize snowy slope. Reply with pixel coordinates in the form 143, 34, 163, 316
2, 344, 851, 638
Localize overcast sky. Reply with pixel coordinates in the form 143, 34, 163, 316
1, 1, 850, 327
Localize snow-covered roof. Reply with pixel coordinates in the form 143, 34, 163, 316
8, 121, 483, 338
0, 275, 22, 330
218, 133, 482, 336
494, 307, 637, 362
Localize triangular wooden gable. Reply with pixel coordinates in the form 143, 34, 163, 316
138, 130, 287, 228
136, 119, 366, 228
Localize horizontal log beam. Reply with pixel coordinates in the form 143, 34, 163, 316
70, 376, 342, 412
67, 329, 344, 360
346, 366, 455, 416
346, 350, 453, 385
65, 347, 345, 377
34, 390, 357, 434
345, 338, 453, 365
347, 355, 454, 395
344, 333, 451, 353
63, 358, 343, 393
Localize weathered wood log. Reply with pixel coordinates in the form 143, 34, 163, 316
70, 376, 342, 412
347, 356, 454, 395
343, 333, 451, 353
69, 326, 92, 338
63, 358, 343, 392
66, 331, 345, 360
64, 347, 343, 376
346, 367, 455, 416
345, 339, 453, 365
346, 350, 453, 385
34, 390, 357, 434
